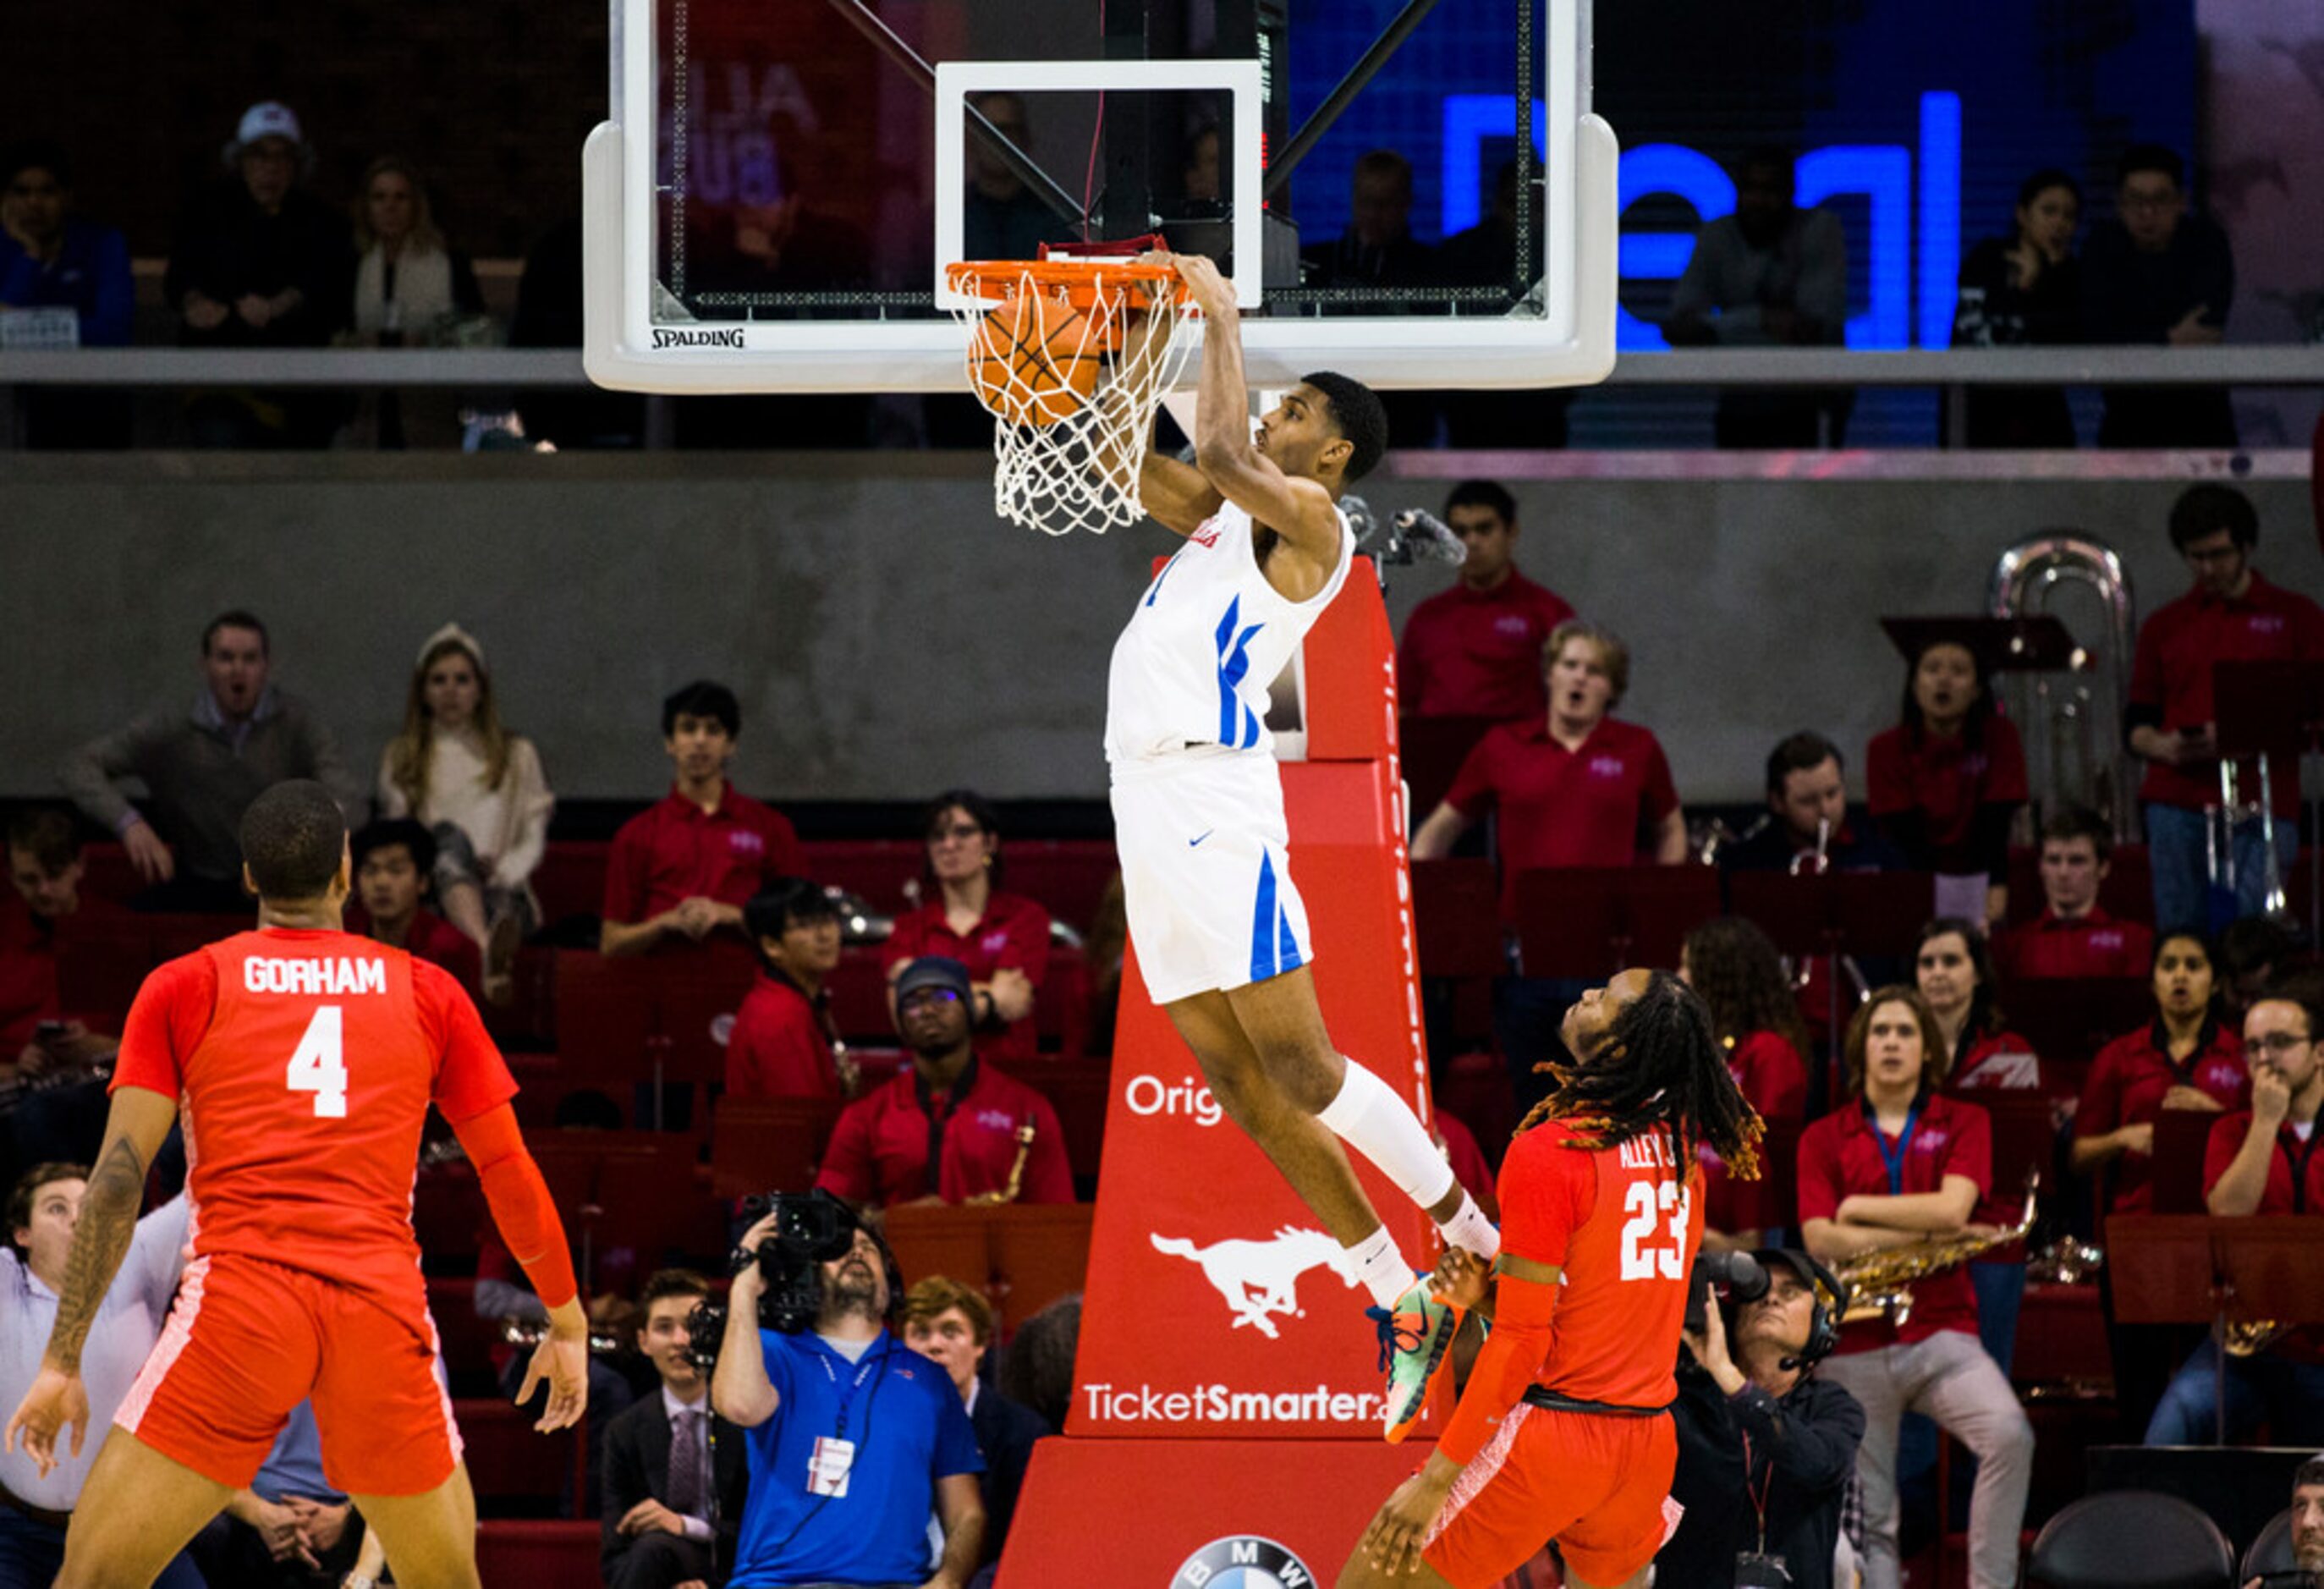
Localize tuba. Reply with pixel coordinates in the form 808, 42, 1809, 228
1836, 1170, 2041, 1328
1988, 533, 2138, 843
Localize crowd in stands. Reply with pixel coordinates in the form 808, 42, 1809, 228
0, 342, 2321, 1578
0, 104, 2274, 450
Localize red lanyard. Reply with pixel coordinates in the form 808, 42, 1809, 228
1740, 1429, 1776, 1552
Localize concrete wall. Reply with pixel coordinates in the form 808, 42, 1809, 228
3, 453, 2316, 807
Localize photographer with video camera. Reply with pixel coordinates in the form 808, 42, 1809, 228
708, 1191, 985, 1589
1658, 1250, 1865, 1589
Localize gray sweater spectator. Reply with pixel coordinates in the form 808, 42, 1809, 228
57, 611, 363, 909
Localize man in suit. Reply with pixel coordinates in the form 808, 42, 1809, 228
602, 1270, 747, 1589
900, 1277, 1052, 1583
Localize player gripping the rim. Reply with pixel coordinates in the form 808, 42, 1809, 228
1341, 970, 1762, 1589
1102, 250, 1500, 1436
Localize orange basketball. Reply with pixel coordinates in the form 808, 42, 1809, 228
970, 285, 1104, 429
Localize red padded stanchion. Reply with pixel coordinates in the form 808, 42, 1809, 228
1000, 560, 1442, 1581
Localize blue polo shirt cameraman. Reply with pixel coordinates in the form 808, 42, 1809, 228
711, 1201, 986, 1589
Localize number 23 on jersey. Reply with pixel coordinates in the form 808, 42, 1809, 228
1618, 1179, 1690, 1281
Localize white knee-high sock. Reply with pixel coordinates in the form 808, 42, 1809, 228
1316, 1059, 1459, 1212
1343, 1225, 1413, 1311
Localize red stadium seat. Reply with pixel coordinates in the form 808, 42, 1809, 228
1411, 859, 1503, 978
988, 1202, 1094, 1338
525, 842, 610, 930
476, 1520, 601, 1586
456, 1399, 578, 1514
997, 841, 1118, 937
1033, 943, 1091, 1059
802, 840, 924, 915
551, 952, 657, 1097
52, 912, 160, 1026
882, 1204, 993, 1306
711, 1097, 846, 1199
426, 1277, 504, 1394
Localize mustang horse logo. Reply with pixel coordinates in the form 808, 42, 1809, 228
1150, 1226, 1355, 1339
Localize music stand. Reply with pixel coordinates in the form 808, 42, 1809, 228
2212, 659, 2324, 937
2107, 1214, 2227, 1442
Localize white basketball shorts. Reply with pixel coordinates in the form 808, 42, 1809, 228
1109, 748, 1316, 1005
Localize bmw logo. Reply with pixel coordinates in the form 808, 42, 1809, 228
1171, 1534, 1318, 1587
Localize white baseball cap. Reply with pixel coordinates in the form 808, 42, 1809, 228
234, 102, 304, 149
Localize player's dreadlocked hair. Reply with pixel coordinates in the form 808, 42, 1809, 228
1518, 971, 1764, 1182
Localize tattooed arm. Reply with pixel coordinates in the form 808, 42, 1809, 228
3, 1086, 179, 1475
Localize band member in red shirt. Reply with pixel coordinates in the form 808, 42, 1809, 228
1866, 632, 2028, 927
1341, 970, 1761, 1589
1395, 480, 1576, 722
1915, 920, 2037, 1092
2143, 983, 2324, 1446
816, 957, 1072, 1208
882, 790, 1052, 1065
1680, 918, 1810, 1251
726, 877, 849, 1101
1799, 987, 2030, 1589
2126, 485, 2324, 933
3, 779, 586, 1589
2073, 930, 2246, 1214
601, 681, 806, 959
2071, 928, 2244, 1436
1998, 806, 2153, 979
1411, 620, 1688, 903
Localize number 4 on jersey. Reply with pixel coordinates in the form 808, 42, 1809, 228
287, 1005, 349, 1119
1618, 1179, 1689, 1281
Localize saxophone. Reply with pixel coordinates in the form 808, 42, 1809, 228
966, 1120, 1038, 1207
1835, 1170, 2041, 1328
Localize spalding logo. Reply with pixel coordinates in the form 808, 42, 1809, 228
1172, 1534, 1317, 1588
652, 327, 745, 349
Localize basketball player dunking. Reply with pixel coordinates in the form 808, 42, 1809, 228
1106, 252, 1498, 1437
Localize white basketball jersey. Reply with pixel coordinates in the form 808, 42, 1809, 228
1104, 500, 1356, 765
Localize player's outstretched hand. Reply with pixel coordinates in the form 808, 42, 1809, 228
520, 1298, 591, 1433
1428, 1246, 1490, 1313
1358, 1465, 1455, 1577
4, 1364, 90, 1478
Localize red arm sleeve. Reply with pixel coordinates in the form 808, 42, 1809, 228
1437, 1264, 1562, 1467
450, 1102, 577, 1309
109, 953, 216, 1101
1435, 1130, 1591, 1468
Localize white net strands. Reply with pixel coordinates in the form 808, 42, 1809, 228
948, 263, 1194, 536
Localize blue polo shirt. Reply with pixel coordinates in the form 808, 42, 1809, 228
732, 1329, 983, 1588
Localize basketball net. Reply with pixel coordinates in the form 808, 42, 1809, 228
946, 255, 1195, 537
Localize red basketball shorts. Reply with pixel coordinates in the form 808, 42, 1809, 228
1422, 1405, 1684, 1588
116, 1253, 462, 1496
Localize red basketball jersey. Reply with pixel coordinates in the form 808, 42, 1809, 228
1503, 1119, 1703, 1410
113, 927, 518, 1317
